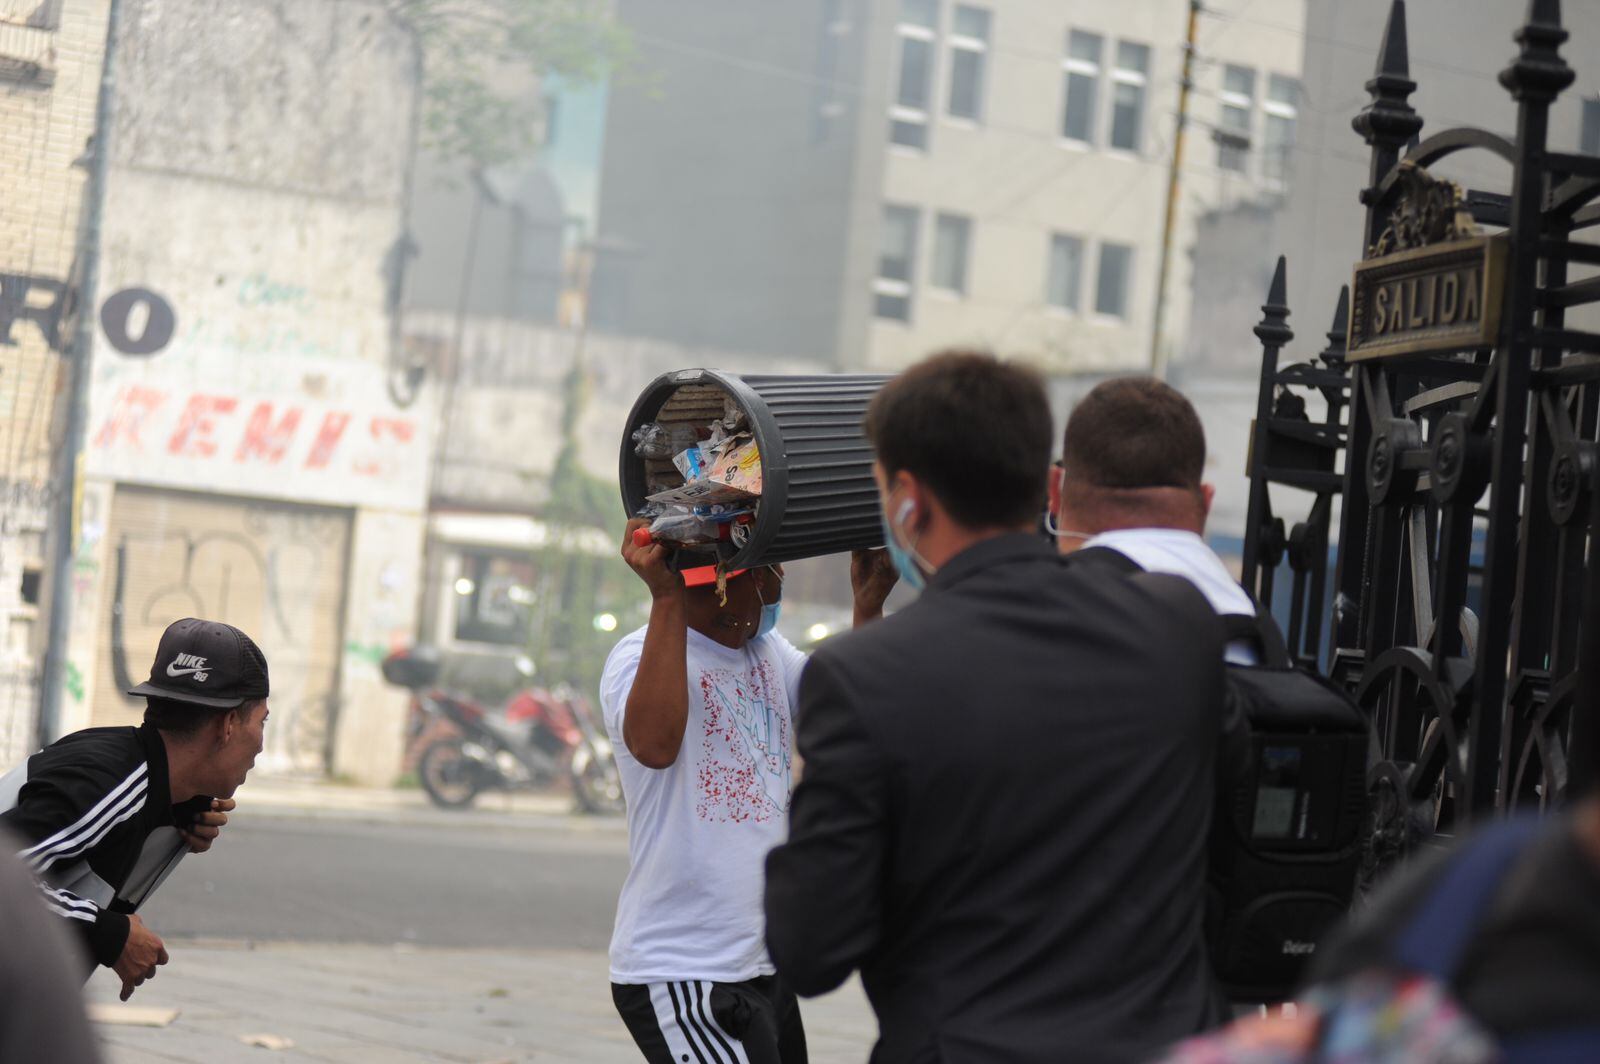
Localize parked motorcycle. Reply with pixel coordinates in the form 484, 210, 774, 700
383, 646, 624, 815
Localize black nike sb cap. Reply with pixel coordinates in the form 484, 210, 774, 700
128, 618, 271, 709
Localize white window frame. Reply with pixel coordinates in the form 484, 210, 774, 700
945, 5, 990, 126
889, 11, 939, 153
1060, 31, 1102, 148
930, 212, 973, 297
874, 204, 921, 323
1584, 97, 1600, 156
1092, 240, 1135, 323
1261, 75, 1298, 189
1107, 40, 1149, 156
1045, 232, 1086, 316
1217, 64, 1256, 174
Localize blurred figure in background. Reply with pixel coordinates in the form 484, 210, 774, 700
1158, 798, 1600, 1062
0, 834, 103, 1063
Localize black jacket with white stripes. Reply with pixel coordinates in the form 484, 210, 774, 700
0, 724, 206, 970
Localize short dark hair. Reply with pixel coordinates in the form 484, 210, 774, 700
1062, 377, 1206, 490
144, 696, 245, 736
864, 350, 1053, 528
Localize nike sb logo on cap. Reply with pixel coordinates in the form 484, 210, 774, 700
167, 652, 211, 683
129, 618, 269, 708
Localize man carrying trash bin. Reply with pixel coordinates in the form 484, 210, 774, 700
603, 521, 896, 1064
0, 618, 269, 1001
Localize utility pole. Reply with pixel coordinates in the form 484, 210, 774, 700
38, 0, 124, 747
1150, 0, 1202, 380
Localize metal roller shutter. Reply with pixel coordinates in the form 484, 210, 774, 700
93, 486, 352, 776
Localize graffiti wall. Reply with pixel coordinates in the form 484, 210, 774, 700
56, 0, 426, 785
91, 488, 351, 776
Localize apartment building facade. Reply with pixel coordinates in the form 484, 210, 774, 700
592, 0, 1304, 375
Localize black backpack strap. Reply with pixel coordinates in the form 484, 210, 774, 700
1127, 571, 1226, 653
1067, 545, 1144, 575
1221, 610, 1293, 669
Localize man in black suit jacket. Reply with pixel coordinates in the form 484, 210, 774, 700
764, 352, 1229, 1063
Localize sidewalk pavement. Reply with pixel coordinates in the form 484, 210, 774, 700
87, 941, 878, 1063
232, 776, 623, 831
85, 780, 876, 1062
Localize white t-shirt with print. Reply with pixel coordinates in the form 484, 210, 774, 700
600, 624, 808, 984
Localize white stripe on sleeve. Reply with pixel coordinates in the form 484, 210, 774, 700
21, 763, 148, 869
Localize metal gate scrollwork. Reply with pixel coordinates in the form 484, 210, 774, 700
1239, 0, 1600, 890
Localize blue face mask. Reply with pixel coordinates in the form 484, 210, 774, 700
881, 497, 927, 593
753, 567, 783, 638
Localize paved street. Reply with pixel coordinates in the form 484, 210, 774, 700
84, 790, 878, 1063
136, 811, 629, 951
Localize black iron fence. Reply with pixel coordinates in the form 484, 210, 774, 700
1240, 0, 1600, 884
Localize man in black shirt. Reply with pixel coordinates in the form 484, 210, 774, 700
764, 352, 1230, 1063
0, 618, 270, 1001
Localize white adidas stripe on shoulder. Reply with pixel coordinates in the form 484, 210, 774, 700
23, 763, 148, 871
31, 779, 149, 872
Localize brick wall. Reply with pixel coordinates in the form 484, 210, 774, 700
0, 0, 110, 765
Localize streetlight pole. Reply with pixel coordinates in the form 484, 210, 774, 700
1150, 0, 1202, 380
38, 0, 124, 746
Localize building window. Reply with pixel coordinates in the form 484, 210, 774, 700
931, 213, 972, 294
1046, 233, 1085, 312
1095, 242, 1133, 319
946, 5, 990, 123
1109, 40, 1149, 152
1262, 74, 1299, 188
1061, 30, 1102, 145
453, 551, 536, 647
1583, 98, 1600, 155
890, 0, 938, 150
875, 204, 921, 321
1217, 64, 1256, 173
814, 0, 854, 143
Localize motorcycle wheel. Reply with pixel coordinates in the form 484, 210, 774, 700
418, 739, 483, 810
570, 745, 625, 816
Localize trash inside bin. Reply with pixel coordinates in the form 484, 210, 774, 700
619, 369, 891, 570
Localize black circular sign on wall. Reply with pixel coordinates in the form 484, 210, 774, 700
100, 287, 176, 356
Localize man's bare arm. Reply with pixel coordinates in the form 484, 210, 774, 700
620, 518, 691, 769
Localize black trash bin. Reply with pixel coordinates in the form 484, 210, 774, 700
619, 369, 891, 570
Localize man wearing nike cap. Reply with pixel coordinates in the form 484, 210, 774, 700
603, 518, 895, 1064
0, 617, 270, 1001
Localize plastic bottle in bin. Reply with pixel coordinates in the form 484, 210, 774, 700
636, 511, 754, 548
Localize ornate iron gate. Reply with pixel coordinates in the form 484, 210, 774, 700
1240, 0, 1600, 885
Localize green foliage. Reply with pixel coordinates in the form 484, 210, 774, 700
389, 0, 631, 168
527, 358, 645, 695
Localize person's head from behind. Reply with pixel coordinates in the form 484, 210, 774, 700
863, 350, 1053, 583
1049, 376, 1213, 553
128, 617, 271, 798
682, 564, 784, 649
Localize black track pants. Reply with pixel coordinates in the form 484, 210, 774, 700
612, 976, 808, 1064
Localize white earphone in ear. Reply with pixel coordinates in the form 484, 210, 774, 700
896, 498, 915, 525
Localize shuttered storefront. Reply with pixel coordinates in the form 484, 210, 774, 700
93, 486, 352, 775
